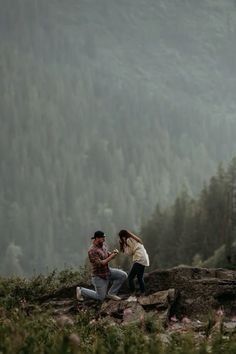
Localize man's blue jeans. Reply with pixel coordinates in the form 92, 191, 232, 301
80, 268, 127, 300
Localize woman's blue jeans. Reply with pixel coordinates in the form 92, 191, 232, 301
128, 262, 145, 293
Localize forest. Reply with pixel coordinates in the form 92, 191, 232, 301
1, 0, 236, 276
141, 158, 236, 270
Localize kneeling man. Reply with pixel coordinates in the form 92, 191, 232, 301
76, 230, 127, 301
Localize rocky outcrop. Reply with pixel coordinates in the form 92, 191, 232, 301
144, 266, 236, 319
37, 266, 236, 321
99, 289, 177, 325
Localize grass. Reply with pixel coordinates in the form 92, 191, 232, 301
1, 268, 236, 353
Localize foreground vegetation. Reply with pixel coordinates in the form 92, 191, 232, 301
1, 268, 236, 354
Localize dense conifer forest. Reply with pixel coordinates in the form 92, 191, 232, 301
1, 0, 236, 275
141, 158, 236, 270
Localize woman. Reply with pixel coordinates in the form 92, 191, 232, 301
119, 229, 149, 297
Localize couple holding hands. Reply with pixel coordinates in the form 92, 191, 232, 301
76, 229, 149, 302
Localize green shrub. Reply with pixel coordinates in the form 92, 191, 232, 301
2, 272, 236, 354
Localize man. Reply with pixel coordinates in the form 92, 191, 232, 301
76, 230, 127, 301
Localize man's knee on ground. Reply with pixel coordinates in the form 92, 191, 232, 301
123, 271, 128, 280
97, 292, 106, 301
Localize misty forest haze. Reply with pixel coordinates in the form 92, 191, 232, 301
1, 0, 236, 276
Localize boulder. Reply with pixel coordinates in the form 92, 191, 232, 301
36, 266, 236, 320
95, 289, 177, 325
100, 300, 145, 324
145, 266, 236, 319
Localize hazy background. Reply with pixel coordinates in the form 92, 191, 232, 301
1, 0, 236, 276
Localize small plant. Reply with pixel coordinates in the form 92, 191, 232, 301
143, 313, 163, 334
205, 311, 216, 338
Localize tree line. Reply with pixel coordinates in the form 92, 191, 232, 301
141, 157, 236, 270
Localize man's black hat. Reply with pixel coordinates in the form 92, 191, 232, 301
91, 230, 106, 239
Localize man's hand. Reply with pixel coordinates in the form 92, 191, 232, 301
110, 249, 119, 259
101, 249, 119, 265
108, 249, 119, 256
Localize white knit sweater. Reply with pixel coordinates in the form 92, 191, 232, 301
124, 238, 150, 266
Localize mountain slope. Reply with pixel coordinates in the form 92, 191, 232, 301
0, 0, 236, 274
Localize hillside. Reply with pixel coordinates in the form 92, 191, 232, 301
2, 266, 236, 353
1, 0, 236, 275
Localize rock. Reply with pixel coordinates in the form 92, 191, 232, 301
41, 298, 76, 315
181, 316, 191, 324
137, 289, 176, 308
223, 321, 236, 333
56, 315, 74, 327
100, 299, 124, 319
158, 333, 171, 346
37, 266, 236, 321
36, 281, 93, 303
145, 266, 236, 319
122, 303, 145, 324
136, 289, 177, 326
42, 299, 75, 309
69, 333, 80, 348
100, 299, 145, 324
99, 290, 177, 326
52, 306, 75, 315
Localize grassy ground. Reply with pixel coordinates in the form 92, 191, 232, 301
1, 268, 236, 354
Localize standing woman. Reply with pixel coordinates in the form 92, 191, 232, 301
119, 229, 149, 296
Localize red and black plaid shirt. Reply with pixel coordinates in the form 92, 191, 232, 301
88, 242, 111, 279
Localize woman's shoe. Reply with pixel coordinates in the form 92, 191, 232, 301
126, 295, 137, 302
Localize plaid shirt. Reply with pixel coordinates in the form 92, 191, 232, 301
88, 242, 111, 279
